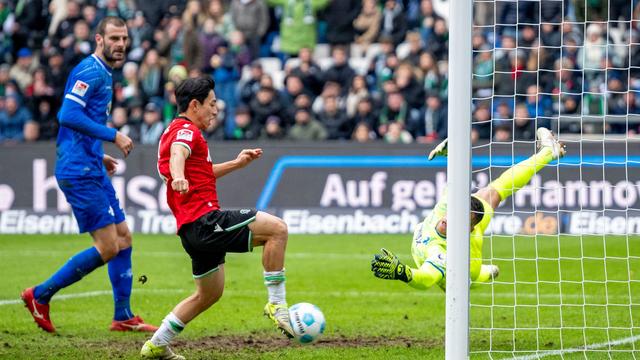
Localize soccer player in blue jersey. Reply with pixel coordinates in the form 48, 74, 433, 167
21, 16, 157, 333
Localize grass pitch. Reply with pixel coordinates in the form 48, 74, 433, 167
0, 233, 638, 359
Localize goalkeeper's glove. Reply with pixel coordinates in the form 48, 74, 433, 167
371, 248, 413, 283
427, 138, 448, 160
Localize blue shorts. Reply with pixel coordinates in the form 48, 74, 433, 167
57, 175, 126, 233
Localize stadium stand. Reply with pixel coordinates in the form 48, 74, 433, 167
0, 0, 638, 144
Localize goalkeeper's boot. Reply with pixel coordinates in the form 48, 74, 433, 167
21, 287, 55, 333
488, 265, 500, 280
140, 340, 185, 360
536, 127, 566, 160
111, 315, 159, 332
263, 302, 294, 338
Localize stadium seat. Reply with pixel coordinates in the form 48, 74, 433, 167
259, 57, 283, 75
284, 57, 301, 72
313, 44, 331, 61
365, 43, 382, 62
316, 57, 334, 71
240, 65, 253, 82
272, 70, 285, 90
350, 44, 366, 58
349, 57, 370, 76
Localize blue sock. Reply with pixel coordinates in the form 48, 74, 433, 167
108, 247, 133, 321
33, 247, 104, 304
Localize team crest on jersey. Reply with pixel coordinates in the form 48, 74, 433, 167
71, 80, 89, 97
176, 129, 193, 141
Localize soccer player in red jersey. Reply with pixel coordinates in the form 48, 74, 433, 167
142, 77, 292, 359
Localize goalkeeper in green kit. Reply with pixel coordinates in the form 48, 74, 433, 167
371, 128, 566, 290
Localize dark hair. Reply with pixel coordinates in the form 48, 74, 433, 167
96, 16, 127, 36
470, 196, 485, 227
175, 76, 216, 113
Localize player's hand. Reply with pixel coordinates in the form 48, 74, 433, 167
103, 154, 118, 176
371, 248, 413, 283
171, 178, 189, 194
236, 148, 263, 168
428, 138, 448, 160
114, 132, 134, 157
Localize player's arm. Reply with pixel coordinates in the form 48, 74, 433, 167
58, 95, 116, 142
58, 76, 133, 155
371, 248, 445, 290
371, 248, 413, 283
170, 143, 190, 194
212, 148, 263, 178
427, 138, 448, 160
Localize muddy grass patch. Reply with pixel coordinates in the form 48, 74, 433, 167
172, 334, 440, 352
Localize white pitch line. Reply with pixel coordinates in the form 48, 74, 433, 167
0, 251, 384, 260
0, 288, 632, 306
0, 288, 428, 306
0, 290, 115, 305
511, 334, 640, 359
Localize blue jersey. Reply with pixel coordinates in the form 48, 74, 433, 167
55, 54, 117, 178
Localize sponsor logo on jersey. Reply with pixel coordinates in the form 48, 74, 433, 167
240, 209, 250, 214
214, 224, 224, 232
176, 129, 193, 141
71, 80, 89, 97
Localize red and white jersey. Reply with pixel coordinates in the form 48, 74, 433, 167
158, 116, 219, 231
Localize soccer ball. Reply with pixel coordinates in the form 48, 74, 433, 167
288, 302, 326, 344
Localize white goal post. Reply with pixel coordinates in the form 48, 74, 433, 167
446, 0, 473, 359
446, 0, 639, 358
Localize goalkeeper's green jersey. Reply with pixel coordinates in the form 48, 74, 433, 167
415, 194, 494, 281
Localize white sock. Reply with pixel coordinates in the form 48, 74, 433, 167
264, 269, 286, 305
150, 312, 185, 347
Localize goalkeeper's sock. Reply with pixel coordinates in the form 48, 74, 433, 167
489, 147, 554, 201
407, 264, 444, 290
150, 312, 185, 347
264, 269, 286, 305
108, 246, 133, 321
33, 246, 104, 304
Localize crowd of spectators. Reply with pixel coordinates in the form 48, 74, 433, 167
0, 0, 639, 145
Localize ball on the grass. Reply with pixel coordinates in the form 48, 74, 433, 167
288, 303, 326, 344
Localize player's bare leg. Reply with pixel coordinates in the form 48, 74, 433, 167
142, 267, 224, 359
249, 212, 294, 338
92, 224, 121, 261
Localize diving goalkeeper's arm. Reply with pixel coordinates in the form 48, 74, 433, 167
427, 138, 448, 160
371, 248, 443, 290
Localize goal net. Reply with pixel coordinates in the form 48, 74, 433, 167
467, 0, 640, 358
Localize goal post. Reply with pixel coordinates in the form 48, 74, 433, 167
446, 0, 474, 359
447, 0, 639, 358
